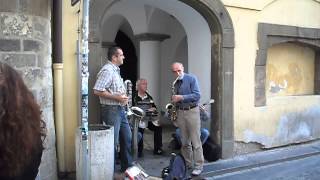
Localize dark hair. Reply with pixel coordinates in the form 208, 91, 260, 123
107, 46, 122, 60
0, 62, 46, 176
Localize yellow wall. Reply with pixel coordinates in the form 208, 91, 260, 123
62, 1, 81, 171
224, 0, 320, 148
222, 0, 276, 10
266, 43, 315, 97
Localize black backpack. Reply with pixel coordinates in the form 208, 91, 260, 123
162, 153, 187, 180
202, 137, 221, 162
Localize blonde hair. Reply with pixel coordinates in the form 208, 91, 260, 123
135, 78, 147, 90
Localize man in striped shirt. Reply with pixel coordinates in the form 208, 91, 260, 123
93, 46, 132, 172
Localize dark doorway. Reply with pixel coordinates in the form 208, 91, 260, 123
115, 31, 138, 92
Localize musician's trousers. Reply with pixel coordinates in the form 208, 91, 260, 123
177, 106, 204, 170
138, 121, 163, 153
100, 105, 133, 171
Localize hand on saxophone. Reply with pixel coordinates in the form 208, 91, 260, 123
172, 95, 183, 103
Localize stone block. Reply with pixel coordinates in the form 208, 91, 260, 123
33, 17, 50, 41
23, 39, 41, 52
222, 28, 234, 48
0, 0, 19, 13
255, 88, 266, 107
37, 53, 52, 68
256, 50, 267, 66
0, 13, 33, 37
0, 39, 20, 51
255, 66, 266, 89
21, 67, 42, 88
1, 53, 36, 67
18, 0, 50, 18
38, 88, 53, 108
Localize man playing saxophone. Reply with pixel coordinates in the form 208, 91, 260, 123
170, 62, 204, 176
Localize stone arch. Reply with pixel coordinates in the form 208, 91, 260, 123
179, 0, 235, 158
255, 23, 320, 107
89, 0, 235, 158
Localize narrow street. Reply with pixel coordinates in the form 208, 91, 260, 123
209, 154, 320, 180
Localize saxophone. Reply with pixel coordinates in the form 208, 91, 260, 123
124, 79, 144, 158
124, 79, 144, 118
165, 76, 180, 122
124, 79, 134, 116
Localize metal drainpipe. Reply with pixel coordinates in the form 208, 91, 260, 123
52, 0, 66, 175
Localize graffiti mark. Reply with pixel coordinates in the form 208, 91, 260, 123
266, 63, 305, 95
269, 80, 287, 93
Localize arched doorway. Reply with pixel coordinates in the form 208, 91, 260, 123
89, 0, 234, 159
178, 0, 235, 158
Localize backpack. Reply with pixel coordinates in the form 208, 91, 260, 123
202, 137, 221, 162
162, 153, 187, 180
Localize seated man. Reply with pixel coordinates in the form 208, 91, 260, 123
133, 78, 163, 157
174, 128, 209, 149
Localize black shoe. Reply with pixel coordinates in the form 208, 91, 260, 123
153, 149, 163, 155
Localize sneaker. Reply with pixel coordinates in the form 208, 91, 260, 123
153, 149, 163, 155
191, 169, 202, 176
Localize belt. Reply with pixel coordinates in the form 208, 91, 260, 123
178, 105, 197, 110
101, 104, 121, 107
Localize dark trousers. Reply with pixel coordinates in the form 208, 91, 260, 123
138, 121, 162, 153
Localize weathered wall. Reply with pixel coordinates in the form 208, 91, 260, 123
266, 43, 315, 97
224, 0, 320, 150
0, 0, 57, 179
62, 0, 81, 171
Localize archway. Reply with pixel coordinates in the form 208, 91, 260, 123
179, 0, 235, 158
89, 0, 235, 159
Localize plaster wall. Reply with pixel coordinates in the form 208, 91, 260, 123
226, 0, 320, 148
139, 41, 161, 105
266, 43, 315, 97
61, 1, 81, 171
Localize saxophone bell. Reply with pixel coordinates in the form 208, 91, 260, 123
131, 106, 145, 118
165, 103, 174, 110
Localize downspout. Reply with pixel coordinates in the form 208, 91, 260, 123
52, 0, 65, 174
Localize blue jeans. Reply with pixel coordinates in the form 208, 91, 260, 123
101, 105, 133, 171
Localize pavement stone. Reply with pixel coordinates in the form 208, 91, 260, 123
202, 140, 320, 178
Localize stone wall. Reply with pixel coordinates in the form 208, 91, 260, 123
0, 0, 57, 180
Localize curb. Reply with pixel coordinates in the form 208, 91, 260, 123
202, 141, 320, 177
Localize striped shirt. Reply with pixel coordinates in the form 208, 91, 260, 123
93, 62, 126, 105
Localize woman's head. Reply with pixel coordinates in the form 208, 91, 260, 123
0, 62, 46, 176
